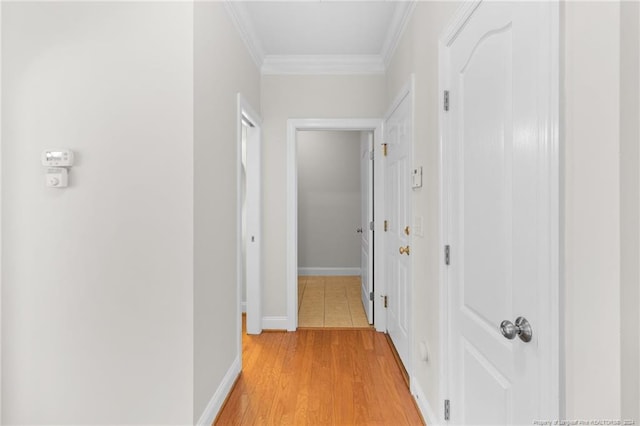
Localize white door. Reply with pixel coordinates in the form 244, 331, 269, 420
445, 2, 558, 424
360, 132, 374, 324
384, 89, 412, 371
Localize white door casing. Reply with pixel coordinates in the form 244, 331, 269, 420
237, 94, 262, 336
441, 2, 559, 424
286, 119, 384, 331
383, 78, 414, 374
360, 132, 374, 324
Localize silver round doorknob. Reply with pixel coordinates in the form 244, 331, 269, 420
500, 320, 517, 340
356, 227, 363, 233
515, 316, 533, 342
500, 317, 533, 343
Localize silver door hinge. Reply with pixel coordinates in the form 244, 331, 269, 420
444, 90, 450, 112
445, 245, 450, 265
444, 399, 450, 421
369, 221, 374, 231
370, 150, 374, 160
369, 292, 374, 301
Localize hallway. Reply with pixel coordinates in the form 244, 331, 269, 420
215, 319, 423, 425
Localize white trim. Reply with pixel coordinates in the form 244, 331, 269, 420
438, 1, 560, 422
241, 302, 246, 314
380, 1, 417, 66
411, 379, 441, 426
372, 123, 385, 333
297, 267, 361, 276
440, 1, 482, 47
224, 2, 416, 75
195, 356, 241, 426
224, 1, 265, 70
287, 119, 384, 332
261, 55, 385, 75
0, 1, 3, 420
262, 316, 289, 331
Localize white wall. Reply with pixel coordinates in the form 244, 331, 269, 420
385, 0, 461, 415
261, 75, 386, 319
297, 130, 361, 270
194, 2, 261, 420
562, 1, 623, 419
620, 1, 639, 422
2, 2, 194, 423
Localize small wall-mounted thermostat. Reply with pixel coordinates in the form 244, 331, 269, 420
412, 166, 423, 189
45, 167, 68, 188
42, 149, 74, 167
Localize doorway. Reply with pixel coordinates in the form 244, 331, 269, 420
237, 94, 262, 335
296, 130, 372, 328
286, 119, 384, 332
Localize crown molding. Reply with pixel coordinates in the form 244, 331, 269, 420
224, 1, 265, 70
380, 1, 417, 67
225, 0, 416, 75
261, 55, 386, 75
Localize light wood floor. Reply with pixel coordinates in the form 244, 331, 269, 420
298, 276, 370, 328
215, 318, 424, 425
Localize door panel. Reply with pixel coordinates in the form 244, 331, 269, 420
446, 2, 555, 424
384, 90, 412, 371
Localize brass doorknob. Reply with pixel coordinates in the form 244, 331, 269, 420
404, 226, 410, 236
399, 246, 410, 255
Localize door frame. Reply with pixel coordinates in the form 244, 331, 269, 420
286, 118, 385, 332
236, 93, 262, 342
438, 1, 560, 423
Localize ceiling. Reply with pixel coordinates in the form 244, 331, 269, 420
225, 1, 416, 74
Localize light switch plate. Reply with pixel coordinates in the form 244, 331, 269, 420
412, 166, 423, 189
413, 215, 424, 237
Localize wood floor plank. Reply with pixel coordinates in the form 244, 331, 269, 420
215, 322, 424, 425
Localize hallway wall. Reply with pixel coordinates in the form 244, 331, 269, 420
620, 1, 640, 421
563, 1, 624, 419
385, 0, 461, 419
261, 75, 386, 321
2, 3, 194, 423
194, 2, 261, 420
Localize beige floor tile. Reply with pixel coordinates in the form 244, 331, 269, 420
298, 275, 370, 329
324, 315, 353, 327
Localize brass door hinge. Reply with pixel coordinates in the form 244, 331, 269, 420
383, 295, 388, 308
384, 220, 388, 232
382, 143, 388, 157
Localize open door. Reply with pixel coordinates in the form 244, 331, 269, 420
360, 131, 374, 324
238, 94, 262, 335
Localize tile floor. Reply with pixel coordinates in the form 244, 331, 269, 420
298, 275, 371, 328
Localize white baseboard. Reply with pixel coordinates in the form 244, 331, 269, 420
411, 378, 440, 426
297, 267, 361, 276
262, 316, 289, 330
195, 356, 241, 426
241, 302, 246, 313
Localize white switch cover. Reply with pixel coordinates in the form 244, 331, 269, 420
46, 167, 68, 188
413, 215, 424, 237
412, 166, 423, 189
